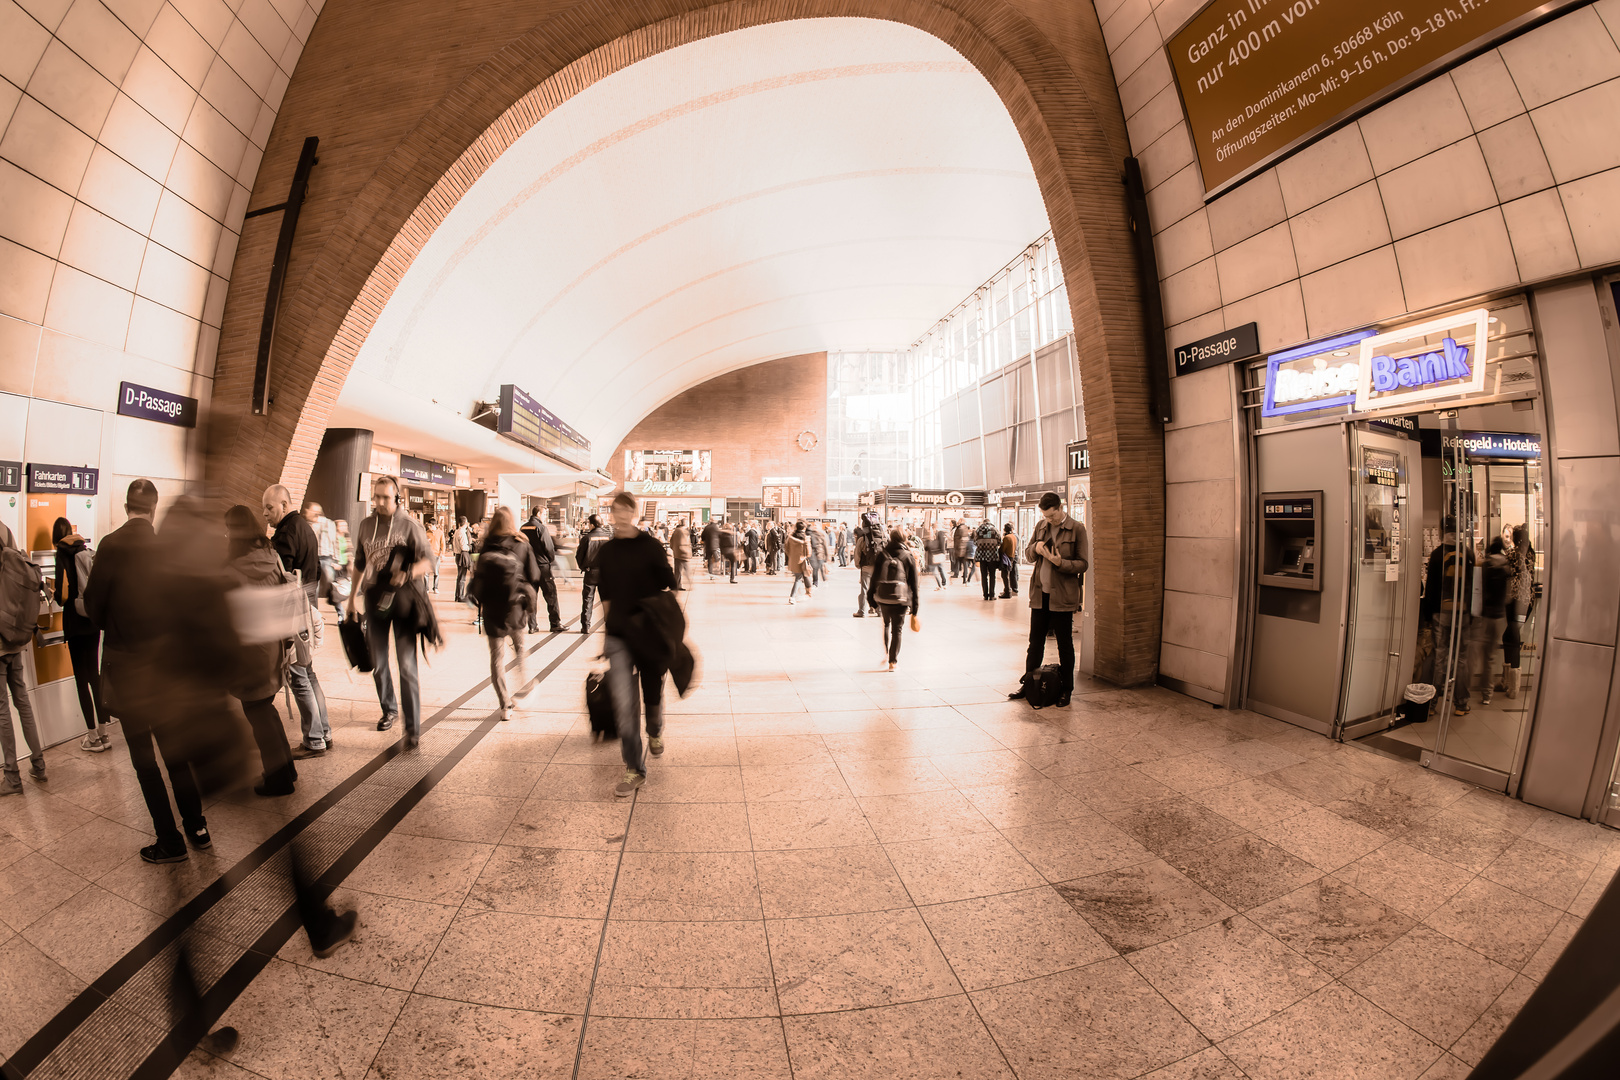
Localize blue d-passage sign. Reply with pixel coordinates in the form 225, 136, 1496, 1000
118, 381, 198, 427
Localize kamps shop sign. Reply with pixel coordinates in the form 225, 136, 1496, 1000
1262, 309, 1490, 418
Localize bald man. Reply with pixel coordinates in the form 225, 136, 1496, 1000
263, 485, 332, 756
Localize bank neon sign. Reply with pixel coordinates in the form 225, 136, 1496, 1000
1356, 310, 1489, 411
1261, 331, 1375, 417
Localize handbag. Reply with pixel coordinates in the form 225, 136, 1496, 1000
339, 616, 373, 672
909, 614, 920, 632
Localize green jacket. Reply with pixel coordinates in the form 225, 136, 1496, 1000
1025, 515, 1088, 612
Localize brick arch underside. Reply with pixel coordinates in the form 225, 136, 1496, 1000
208, 0, 1166, 684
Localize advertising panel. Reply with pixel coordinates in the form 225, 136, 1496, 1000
1166, 0, 1580, 195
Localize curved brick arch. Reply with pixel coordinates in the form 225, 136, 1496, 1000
209, 0, 1164, 684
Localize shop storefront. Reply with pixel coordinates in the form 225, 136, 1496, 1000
1238, 294, 1576, 798
986, 481, 1067, 542
858, 486, 988, 530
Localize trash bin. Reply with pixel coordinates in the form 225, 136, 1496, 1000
1395, 683, 1436, 727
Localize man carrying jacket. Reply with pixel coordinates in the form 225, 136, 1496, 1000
520, 509, 564, 632
1008, 492, 1088, 709
265, 485, 331, 756
84, 480, 212, 861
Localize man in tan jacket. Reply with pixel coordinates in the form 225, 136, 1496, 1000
1009, 492, 1088, 708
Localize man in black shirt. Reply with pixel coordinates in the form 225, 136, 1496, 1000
264, 484, 331, 755
596, 491, 677, 796
520, 509, 563, 632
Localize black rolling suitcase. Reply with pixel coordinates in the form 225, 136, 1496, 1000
586, 669, 620, 740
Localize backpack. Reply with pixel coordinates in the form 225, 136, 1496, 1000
0, 547, 45, 651
873, 554, 911, 606
1020, 664, 1065, 709
1438, 546, 1469, 613
71, 548, 94, 616
472, 544, 532, 630
976, 526, 1002, 561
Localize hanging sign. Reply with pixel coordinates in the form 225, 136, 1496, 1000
1444, 431, 1541, 460
1174, 322, 1259, 376
1167, 0, 1583, 196
1354, 309, 1489, 411
0, 461, 20, 493
1262, 330, 1376, 417
1066, 441, 1091, 475
28, 464, 99, 495
117, 381, 198, 427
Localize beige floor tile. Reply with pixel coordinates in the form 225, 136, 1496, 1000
973, 958, 1209, 1079
1012, 739, 1127, 779
1520, 910, 1580, 981
1416, 1053, 1476, 1080
1139, 1045, 1250, 1080
1063, 766, 1182, 811
1331, 842, 1475, 919
783, 996, 1014, 1079
639, 766, 747, 803
1220, 983, 1441, 1080
625, 800, 751, 851
1423, 876, 1562, 968
836, 756, 953, 797
367, 995, 579, 1079
339, 832, 493, 905
0, 852, 91, 933
466, 845, 620, 919
955, 777, 1090, 828
593, 920, 775, 1019
611, 850, 761, 921
755, 845, 910, 918
1130, 916, 1330, 1041
1199, 739, 1308, 778
734, 734, 833, 767
1188, 777, 1315, 829
395, 789, 523, 844
1103, 798, 1246, 858
1135, 753, 1250, 794
217, 958, 407, 1080
747, 798, 878, 850
530, 763, 629, 803
417, 909, 600, 1012
1449, 974, 1536, 1067
576, 1016, 791, 1080
999, 815, 1154, 883
919, 885, 1113, 991
1256, 807, 1387, 872
276, 887, 456, 989
767, 907, 960, 1013
1522, 813, 1620, 863
1171, 834, 1323, 911
1248, 877, 1416, 976
883, 831, 1044, 905
1395, 809, 1519, 874
1055, 858, 1235, 953
36, 815, 157, 882
0, 935, 86, 1058
21, 884, 165, 982
1341, 924, 1515, 1045
856, 789, 994, 844
503, 798, 631, 849
737, 763, 846, 802
1480, 837, 1596, 910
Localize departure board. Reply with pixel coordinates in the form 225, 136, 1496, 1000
497, 384, 591, 468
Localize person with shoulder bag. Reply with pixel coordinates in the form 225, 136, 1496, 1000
453, 516, 474, 602
1008, 492, 1088, 709
0, 523, 47, 794
577, 514, 611, 632
264, 485, 331, 757
867, 528, 921, 671
975, 519, 1002, 600
223, 505, 300, 796
349, 476, 438, 747
472, 508, 542, 720
52, 516, 108, 752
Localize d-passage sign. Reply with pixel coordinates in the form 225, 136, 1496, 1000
1167, 0, 1580, 196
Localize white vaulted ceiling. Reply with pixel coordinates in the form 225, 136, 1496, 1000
333, 17, 1048, 470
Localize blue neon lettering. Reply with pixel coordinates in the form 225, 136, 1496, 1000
1369, 337, 1470, 394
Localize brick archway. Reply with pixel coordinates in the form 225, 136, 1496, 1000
210, 0, 1165, 685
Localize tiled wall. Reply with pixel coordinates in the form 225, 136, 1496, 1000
0, 0, 319, 532
1102, 0, 1620, 698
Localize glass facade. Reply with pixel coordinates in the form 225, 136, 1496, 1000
826, 350, 915, 501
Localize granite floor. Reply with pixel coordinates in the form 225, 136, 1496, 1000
2, 562, 1616, 1080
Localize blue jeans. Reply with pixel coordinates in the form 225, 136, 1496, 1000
0, 651, 43, 778
789, 572, 812, 597
368, 616, 421, 736
606, 635, 663, 774
288, 663, 330, 749
855, 567, 873, 613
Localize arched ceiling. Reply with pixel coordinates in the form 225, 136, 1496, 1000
332, 17, 1049, 470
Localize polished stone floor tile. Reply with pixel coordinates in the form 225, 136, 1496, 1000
340, 832, 494, 905
999, 815, 1154, 883
1139, 1045, 1251, 1080
639, 765, 748, 803
836, 756, 953, 797
926, 749, 1047, 788
754, 845, 910, 918
1422, 876, 1561, 968
216, 958, 407, 1080
1395, 809, 1519, 874
576, 1016, 791, 1079
972, 958, 1209, 1079
529, 763, 630, 803
746, 798, 878, 849
1199, 738, 1308, 778
1170, 834, 1323, 911
1247, 878, 1416, 976
35, 814, 158, 881
1340, 925, 1515, 1045
734, 734, 834, 767
1220, 983, 1441, 1080
1521, 812, 1620, 864
467, 845, 621, 919
1261, 758, 1369, 808
503, 798, 631, 849
1012, 738, 1126, 779
955, 777, 1090, 829
611, 850, 761, 921
434, 758, 546, 800
782, 995, 1015, 1080
1326, 780, 1444, 834
767, 907, 960, 1013
1063, 765, 1182, 811
1128, 915, 1331, 1041
1255, 806, 1387, 872
367, 995, 580, 1079
1135, 752, 1250, 794
416, 910, 600, 1012
1331, 842, 1475, 919
856, 789, 994, 844
738, 763, 848, 802
1521, 910, 1580, 981
882, 830, 1044, 905
593, 919, 776, 1019
0, 852, 91, 933
395, 789, 523, 845
919, 885, 1113, 990
1103, 798, 1245, 857
276, 887, 456, 989
20, 884, 165, 982
625, 800, 752, 851
0, 934, 85, 1058
1188, 777, 1315, 829
1448, 974, 1536, 1067
1480, 837, 1595, 910
1055, 858, 1235, 953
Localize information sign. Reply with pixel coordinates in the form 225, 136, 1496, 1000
117, 381, 198, 427
28, 464, 98, 495
1174, 323, 1259, 376
0, 461, 19, 493
497, 384, 591, 468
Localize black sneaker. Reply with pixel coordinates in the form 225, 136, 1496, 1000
187, 825, 212, 850
1055, 694, 1072, 708
198, 1026, 240, 1057
549, 624, 565, 633
141, 842, 188, 864
311, 909, 359, 958
376, 714, 396, 731
1007, 688, 1027, 700
291, 744, 327, 759
254, 780, 296, 797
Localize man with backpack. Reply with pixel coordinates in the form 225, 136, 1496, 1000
866, 528, 921, 671
851, 514, 881, 617
472, 508, 542, 720
1008, 492, 1088, 710
576, 515, 611, 631
1422, 517, 1478, 716
0, 523, 47, 795
975, 519, 1003, 600
520, 509, 564, 633
265, 485, 331, 757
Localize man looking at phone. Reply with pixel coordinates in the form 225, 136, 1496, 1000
1009, 492, 1088, 708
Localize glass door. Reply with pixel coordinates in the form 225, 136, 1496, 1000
1427, 424, 1545, 788
1338, 426, 1420, 738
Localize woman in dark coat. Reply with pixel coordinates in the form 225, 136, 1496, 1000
53, 517, 107, 752
471, 507, 542, 720
867, 529, 921, 671
224, 504, 299, 796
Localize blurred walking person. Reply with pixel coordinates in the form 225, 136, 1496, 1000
577, 514, 610, 631
719, 520, 740, 583
867, 528, 920, 672
765, 521, 784, 574
452, 515, 474, 602
473, 508, 541, 720
0, 524, 47, 794
521, 508, 564, 632
743, 521, 761, 574
809, 522, 829, 587
223, 506, 300, 796
264, 485, 332, 757
423, 513, 444, 594
786, 522, 813, 604
52, 517, 108, 751
306, 500, 340, 601
670, 516, 694, 590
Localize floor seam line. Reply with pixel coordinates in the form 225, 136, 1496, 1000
569, 782, 638, 1080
